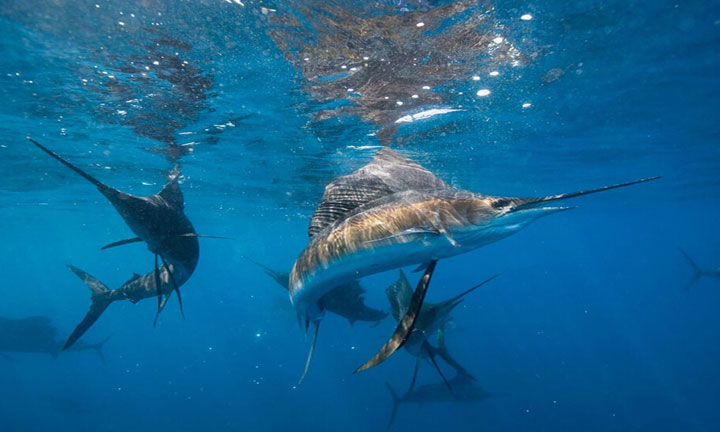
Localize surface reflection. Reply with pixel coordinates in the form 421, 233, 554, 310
266, 0, 529, 144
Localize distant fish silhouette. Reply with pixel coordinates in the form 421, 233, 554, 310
385, 372, 493, 427
0, 316, 109, 362
680, 249, 720, 290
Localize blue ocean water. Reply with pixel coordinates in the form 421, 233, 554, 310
0, 0, 718, 431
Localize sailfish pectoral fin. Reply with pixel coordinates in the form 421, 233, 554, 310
101, 237, 142, 250
429, 215, 460, 248
152, 255, 163, 327
297, 323, 320, 386
154, 255, 162, 308
179, 233, 234, 241
159, 255, 184, 320
355, 261, 438, 373
438, 226, 460, 247
153, 292, 173, 327
362, 228, 440, 245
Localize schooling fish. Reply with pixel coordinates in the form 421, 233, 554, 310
386, 270, 496, 393
27, 138, 207, 348
288, 148, 659, 379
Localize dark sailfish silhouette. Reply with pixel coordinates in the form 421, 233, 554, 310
0, 316, 109, 362
251, 260, 387, 326
680, 249, 720, 290
28, 138, 208, 348
385, 372, 493, 427
287, 147, 659, 381
385, 269, 496, 393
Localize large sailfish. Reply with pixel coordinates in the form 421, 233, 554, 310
28, 138, 210, 348
288, 148, 659, 382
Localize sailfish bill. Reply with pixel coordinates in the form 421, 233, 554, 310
510, 176, 662, 212
355, 261, 437, 373
103, 234, 231, 251
444, 274, 499, 306
28, 138, 106, 189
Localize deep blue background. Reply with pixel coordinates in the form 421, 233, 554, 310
0, 1, 718, 431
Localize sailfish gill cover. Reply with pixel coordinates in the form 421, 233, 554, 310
0, 1, 718, 432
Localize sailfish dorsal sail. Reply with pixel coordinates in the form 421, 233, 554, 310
308, 148, 450, 238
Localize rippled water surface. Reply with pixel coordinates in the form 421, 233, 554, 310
0, 1, 718, 431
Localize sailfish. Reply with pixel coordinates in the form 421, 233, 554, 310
250, 260, 388, 326
385, 269, 497, 393
288, 147, 659, 382
28, 138, 210, 348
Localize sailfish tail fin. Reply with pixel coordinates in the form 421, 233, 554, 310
64, 265, 114, 350
680, 249, 704, 290
89, 336, 111, 364
246, 258, 290, 290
